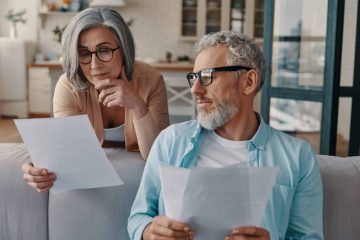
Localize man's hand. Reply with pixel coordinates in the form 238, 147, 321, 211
21, 162, 56, 193
225, 226, 270, 240
143, 216, 194, 240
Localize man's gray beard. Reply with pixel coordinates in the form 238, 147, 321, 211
197, 98, 238, 130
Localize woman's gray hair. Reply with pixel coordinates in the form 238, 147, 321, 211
195, 31, 266, 92
61, 7, 135, 90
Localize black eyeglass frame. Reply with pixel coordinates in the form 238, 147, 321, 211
78, 47, 121, 64
186, 65, 253, 87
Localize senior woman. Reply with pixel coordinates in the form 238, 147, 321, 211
21, 7, 169, 192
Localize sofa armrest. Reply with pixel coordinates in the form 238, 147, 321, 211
0, 144, 48, 240
317, 155, 360, 240
48, 148, 145, 240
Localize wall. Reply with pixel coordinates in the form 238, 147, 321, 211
337, 0, 358, 142
0, 0, 38, 42
0, 0, 197, 62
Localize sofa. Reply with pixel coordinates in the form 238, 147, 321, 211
1, 143, 360, 240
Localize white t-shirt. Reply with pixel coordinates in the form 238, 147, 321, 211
196, 131, 249, 168
104, 124, 125, 142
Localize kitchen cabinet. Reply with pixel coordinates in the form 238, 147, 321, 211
0, 38, 28, 118
180, 0, 264, 41
180, 0, 230, 41
28, 65, 63, 116
229, 0, 264, 39
28, 67, 52, 115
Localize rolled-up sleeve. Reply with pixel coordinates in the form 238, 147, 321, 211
285, 144, 324, 239
128, 131, 167, 239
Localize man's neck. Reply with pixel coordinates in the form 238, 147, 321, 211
215, 111, 259, 141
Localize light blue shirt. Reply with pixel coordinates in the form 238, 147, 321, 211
128, 116, 323, 240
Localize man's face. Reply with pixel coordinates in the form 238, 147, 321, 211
191, 45, 241, 130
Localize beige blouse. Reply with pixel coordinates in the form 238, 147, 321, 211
53, 61, 169, 159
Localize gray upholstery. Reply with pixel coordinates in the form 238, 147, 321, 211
1, 143, 360, 240
48, 148, 145, 240
0, 144, 48, 240
317, 155, 360, 240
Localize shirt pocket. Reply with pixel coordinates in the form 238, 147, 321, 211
273, 184, 295, 236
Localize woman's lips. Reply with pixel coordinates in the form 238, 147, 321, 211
90, 73, 109, 79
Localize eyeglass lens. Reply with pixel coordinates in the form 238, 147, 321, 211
78, 48, 115, 64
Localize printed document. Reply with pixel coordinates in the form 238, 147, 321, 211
15, 115, 123, 193
160, 165, 278, 240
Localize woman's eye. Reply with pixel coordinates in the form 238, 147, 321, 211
79, 51, 90, 57
98, 48, 111, 54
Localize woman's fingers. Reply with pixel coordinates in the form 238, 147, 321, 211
21, 162, 56, 192
98, 85, 119, 102
23, 172, 56, 183
29, 181, 54, 193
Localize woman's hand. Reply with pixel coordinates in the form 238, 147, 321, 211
21, 162, 56, 193
95, 66, 148, 120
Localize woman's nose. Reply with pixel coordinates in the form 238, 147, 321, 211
90, 52, 102, 67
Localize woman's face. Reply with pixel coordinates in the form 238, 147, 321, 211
78, 26, 123, 86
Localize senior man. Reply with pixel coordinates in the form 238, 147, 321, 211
128, 31, 323, 240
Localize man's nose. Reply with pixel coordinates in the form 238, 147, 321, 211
191, 78, 205, 96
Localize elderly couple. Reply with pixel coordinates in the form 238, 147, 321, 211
21, 7, 323, 240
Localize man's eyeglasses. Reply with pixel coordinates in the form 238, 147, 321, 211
78, 47, 120, 64
186, 65, 252, 87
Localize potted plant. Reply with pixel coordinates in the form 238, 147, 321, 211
4, 9, 27, 39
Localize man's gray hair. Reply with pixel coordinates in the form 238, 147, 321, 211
195, 31, 266, 92
61, 7, 135, 90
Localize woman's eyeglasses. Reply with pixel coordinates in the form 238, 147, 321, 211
186, 65, 252, 87
78, 47, 120, 64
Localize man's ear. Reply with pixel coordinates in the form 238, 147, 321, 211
242, 70, 259, 96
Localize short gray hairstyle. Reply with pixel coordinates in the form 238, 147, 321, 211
61, 7, 135, 90
195, 31, 266, 92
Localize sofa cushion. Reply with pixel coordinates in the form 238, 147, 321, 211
0, 144, 48, 240
317, 155, 360, 240
48, 148, 145, 240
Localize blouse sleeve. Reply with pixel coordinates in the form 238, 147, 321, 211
133, 74, 169, 160
52, 74, 81, 118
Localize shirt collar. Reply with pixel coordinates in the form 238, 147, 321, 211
249, 113, 268, 151
191, 122, 203, 139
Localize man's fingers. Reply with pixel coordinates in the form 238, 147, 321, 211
154, 216, 191, 232
228, 236, 260, 240
151, 223, 191, 238
232, 226, 268, 236
227, 226, 270, 240
143, 217, 194, 240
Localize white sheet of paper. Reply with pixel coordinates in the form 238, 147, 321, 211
15, 115, 123, 193
160, 165, 278, 240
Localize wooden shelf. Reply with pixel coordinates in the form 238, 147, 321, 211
38, 10, 77, 28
